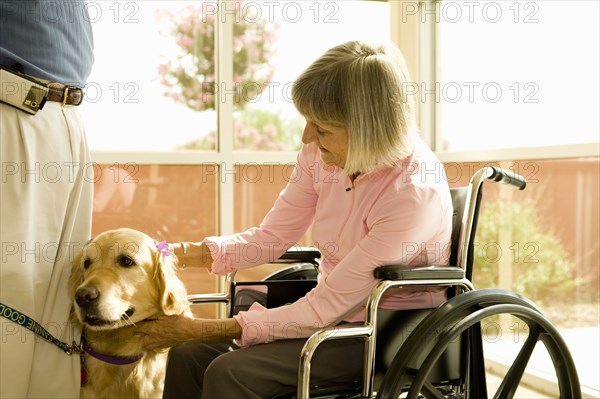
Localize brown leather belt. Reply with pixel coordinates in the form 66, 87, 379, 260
46, 86, 84, 106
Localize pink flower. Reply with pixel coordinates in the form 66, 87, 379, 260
177, 35, 193, 49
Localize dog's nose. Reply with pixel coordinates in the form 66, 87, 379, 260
75, 286, 100, 308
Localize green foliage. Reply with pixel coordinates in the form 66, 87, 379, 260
473, 197, 580, 306
236, 108, 304, 151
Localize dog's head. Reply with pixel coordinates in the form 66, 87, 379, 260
69, 228, 189, 330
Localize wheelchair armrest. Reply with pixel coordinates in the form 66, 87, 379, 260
375, 265, 465, 281
187, 293, 230, 305
275, 246, 321, 264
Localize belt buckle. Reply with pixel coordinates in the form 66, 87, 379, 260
62, 86, 75, 106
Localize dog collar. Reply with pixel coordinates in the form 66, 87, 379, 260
81, 335, 144, 365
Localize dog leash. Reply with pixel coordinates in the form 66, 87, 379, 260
0, 302, 82, 355
1, 302, 144, 385
0, 301, 90, 384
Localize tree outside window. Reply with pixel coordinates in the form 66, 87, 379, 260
158, 2, 302, 151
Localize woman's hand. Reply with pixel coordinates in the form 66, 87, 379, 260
136, 314, 242, 351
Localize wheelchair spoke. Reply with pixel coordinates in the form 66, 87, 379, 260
376, 290, 581, 399
492, 325, 541, 399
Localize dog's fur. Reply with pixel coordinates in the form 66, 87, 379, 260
69, 228, 191, 398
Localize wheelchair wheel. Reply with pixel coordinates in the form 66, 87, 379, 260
377, 289, 581, 399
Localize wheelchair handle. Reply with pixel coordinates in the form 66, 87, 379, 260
484, 166, 526, 190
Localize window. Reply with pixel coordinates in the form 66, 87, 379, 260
445, 157, 599, 397
81, 1, 390, 152
86, 0, 392, 316
437, 0, 599, 152
398, 0, 600, 394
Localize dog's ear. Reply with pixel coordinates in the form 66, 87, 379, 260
154, 251, 189, 316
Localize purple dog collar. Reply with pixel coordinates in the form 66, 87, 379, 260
81, 335, 143, 365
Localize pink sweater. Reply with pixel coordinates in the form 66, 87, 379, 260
205, 136, 452, 347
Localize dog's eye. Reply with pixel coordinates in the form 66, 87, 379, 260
118, 255, 136, 268
83, 258, 91, 270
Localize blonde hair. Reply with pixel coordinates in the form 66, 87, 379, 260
292, 41, 416, 175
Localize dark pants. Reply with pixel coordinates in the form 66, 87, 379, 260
163, 337, 364, 399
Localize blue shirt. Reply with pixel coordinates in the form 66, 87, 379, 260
0, 0, 94, 87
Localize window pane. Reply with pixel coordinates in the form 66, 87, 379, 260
81, 2, 216, 151
232, 163, 315, 288
234, 164, 290, 231
82, 1, 392, 151
438, 1, 599, 151
231, 1, 391, 151
92, 164, 218, 239
444, 158, 599, 391
234, 163, 312, 242
92, 163, 219, 317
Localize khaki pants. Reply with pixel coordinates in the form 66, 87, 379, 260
1, 102, 92, 398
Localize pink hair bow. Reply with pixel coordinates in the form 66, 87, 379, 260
155, 241, 173, 257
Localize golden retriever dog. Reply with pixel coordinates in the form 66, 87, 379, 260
69, 228, 191, 398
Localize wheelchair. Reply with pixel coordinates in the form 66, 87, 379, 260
188, 167, 582, 398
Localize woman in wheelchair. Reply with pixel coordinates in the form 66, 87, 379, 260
140, 40, 453, 398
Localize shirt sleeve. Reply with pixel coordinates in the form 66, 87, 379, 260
233, 185, 452, 347
204, 145, 319, 275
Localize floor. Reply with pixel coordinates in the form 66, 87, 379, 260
484, 326, 599, 398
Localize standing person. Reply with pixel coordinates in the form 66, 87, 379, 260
0, 1, 94, 397
140, 41, 453, 399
